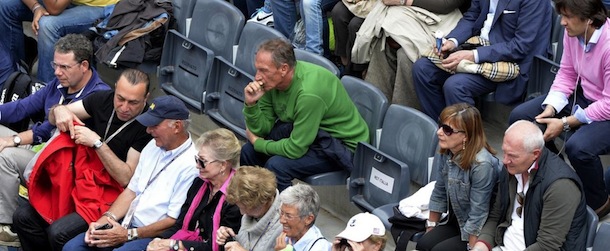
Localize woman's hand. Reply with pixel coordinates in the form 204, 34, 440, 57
31, 7, 49, 35
146, 238, 172, 251
216, 226, 236, 245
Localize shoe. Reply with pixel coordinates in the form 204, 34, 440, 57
595, 196, 610, 219
248, 8, 274, 27
0, 225, 20, 247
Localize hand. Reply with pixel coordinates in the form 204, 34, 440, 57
216, 226, 236, 245
331, 238, 347, 251
274, 232, 290, 251
436, 39, 457, 57
146, 238, 172, 251
441, 50, 475, 72
472, 242, 490, 251
52, 105, 84, 139
244, 81, 266, 106
31, 7, 49, 36
245, 128, 260, 145
425, 226, 435, 233
87, 217, 127, 248
535, 117, 563, 141
73, 125, 101, 147
225, 241, 248, 251
332, 239, 364, 251
0, 137, 15, 152
535, 105, 557, 119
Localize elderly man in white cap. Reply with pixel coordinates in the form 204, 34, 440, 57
332, 213, 387, 251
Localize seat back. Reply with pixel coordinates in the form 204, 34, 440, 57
524, 55, 560, 101
171, 0, 197, 35
158, 30, 214, 111
593, 222, 610, 251
294, 49, 340, 77
349, 105, 438, 211
586, 206, 599, 250
379, 105, 439, 186
188, 0, 245, 62
341, 76, 388, 147
204, 56, 253, 138
235, 22, 286, 74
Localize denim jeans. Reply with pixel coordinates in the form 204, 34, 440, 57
271, 0, 338, 55
63, 232, 153, 251
0, 0, 107, 82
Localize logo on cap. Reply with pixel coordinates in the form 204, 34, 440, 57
349, 219, 356, 227
149, 103, 156, 110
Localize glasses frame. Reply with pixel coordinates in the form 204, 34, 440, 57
194, 155, 221, 168
278, 209, 301, 221
50, 61, 82, 71
439, 124, 466, 136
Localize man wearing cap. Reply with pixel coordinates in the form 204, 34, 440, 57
62, 95, 199, 250
11, 69, 153, 251
332, 213, 388, 251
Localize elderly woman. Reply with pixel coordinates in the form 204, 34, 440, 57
216, 166, 283, 251
273, 183, 330, 251
147, 128, 242, 251
416, 103, 499, 251
331, 212, 387, 251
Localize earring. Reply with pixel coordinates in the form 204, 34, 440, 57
462, 140, 466, 150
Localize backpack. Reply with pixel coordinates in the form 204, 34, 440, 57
0, 68, 46, 132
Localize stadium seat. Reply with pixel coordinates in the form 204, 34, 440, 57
349, 105, 438, 213
294, 49, 340, 77
593, 222, 610, 251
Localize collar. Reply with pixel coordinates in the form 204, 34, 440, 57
578, 24, 603, 52
514, 161, 537, 192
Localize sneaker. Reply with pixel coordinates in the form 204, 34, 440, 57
0, 225, 20, 247
248, 8, 274, 27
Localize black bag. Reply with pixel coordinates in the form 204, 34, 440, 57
388, 206, 426, 251
0, 70, 46, 132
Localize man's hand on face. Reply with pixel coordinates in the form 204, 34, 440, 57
244, 81, 266, 106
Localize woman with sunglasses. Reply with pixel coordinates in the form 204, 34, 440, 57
416, 103, 499, 251
146, 128, 242, 251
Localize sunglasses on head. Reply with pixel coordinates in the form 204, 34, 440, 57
439, 124, 466, 136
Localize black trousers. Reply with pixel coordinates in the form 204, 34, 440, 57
12, 201, 88, 251
416, 211, 467, 251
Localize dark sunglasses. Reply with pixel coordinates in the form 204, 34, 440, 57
194, 155, 220, 168
439, 124, 466, 136
516, 192, 525, 218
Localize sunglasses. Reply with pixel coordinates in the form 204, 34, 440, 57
516, 192, 525, 218
439, 124, 466, 136
194, 155, 220, 168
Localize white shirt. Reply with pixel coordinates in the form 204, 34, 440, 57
126, 136, 199, 227
501, 162, 536, 251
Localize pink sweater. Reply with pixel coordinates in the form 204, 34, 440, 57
550, 19, 610, 121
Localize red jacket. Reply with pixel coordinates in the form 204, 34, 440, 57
29, 132, 123, 223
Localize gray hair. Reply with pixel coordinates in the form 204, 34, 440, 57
54, 34, 93, 68
279, 183, 320, 226
505, 120, 545, 153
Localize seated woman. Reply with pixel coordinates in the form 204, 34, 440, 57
274, 183, 331, 251
146, 128, 242, 251
331, 212, 387, 251
216, 166, 283, 251
416, 103, 499, 251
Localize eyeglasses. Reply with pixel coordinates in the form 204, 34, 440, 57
278, 210, 301, 221
439, 124, 466, 136
50, 61, 81, 71
194, 155, 220, 168
516, 192, 525, 218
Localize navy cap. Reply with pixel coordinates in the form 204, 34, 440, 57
136, 96, 189, 126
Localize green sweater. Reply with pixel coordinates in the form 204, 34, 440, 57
244, 61, 369, 159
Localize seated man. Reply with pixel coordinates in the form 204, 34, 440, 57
63, 95, 199, 251
0, 0, 118, 82
355, 0, 468, 107
12, 69, 152, 250
509, 0, 610, 218
240, 38, 369, 191
0, 33, 110, 248
473, 120, 586, 251
412, 0, 552, 120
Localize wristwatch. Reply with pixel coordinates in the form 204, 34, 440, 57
170, 239, 180, 251
426, 220, 437, 228
561, 116, 570, 132
93, 138, 103, 149
12, 135, 21, 147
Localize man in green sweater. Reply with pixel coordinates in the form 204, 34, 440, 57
240, 38, 369, 191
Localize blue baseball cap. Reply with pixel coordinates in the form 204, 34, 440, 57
136, 95, 189, 126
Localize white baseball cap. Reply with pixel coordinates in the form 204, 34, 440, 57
336, 213, 386, 242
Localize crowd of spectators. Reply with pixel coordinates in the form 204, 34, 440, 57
0, 0, 610, 250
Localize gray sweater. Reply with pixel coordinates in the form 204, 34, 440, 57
235, 190, 283, 251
